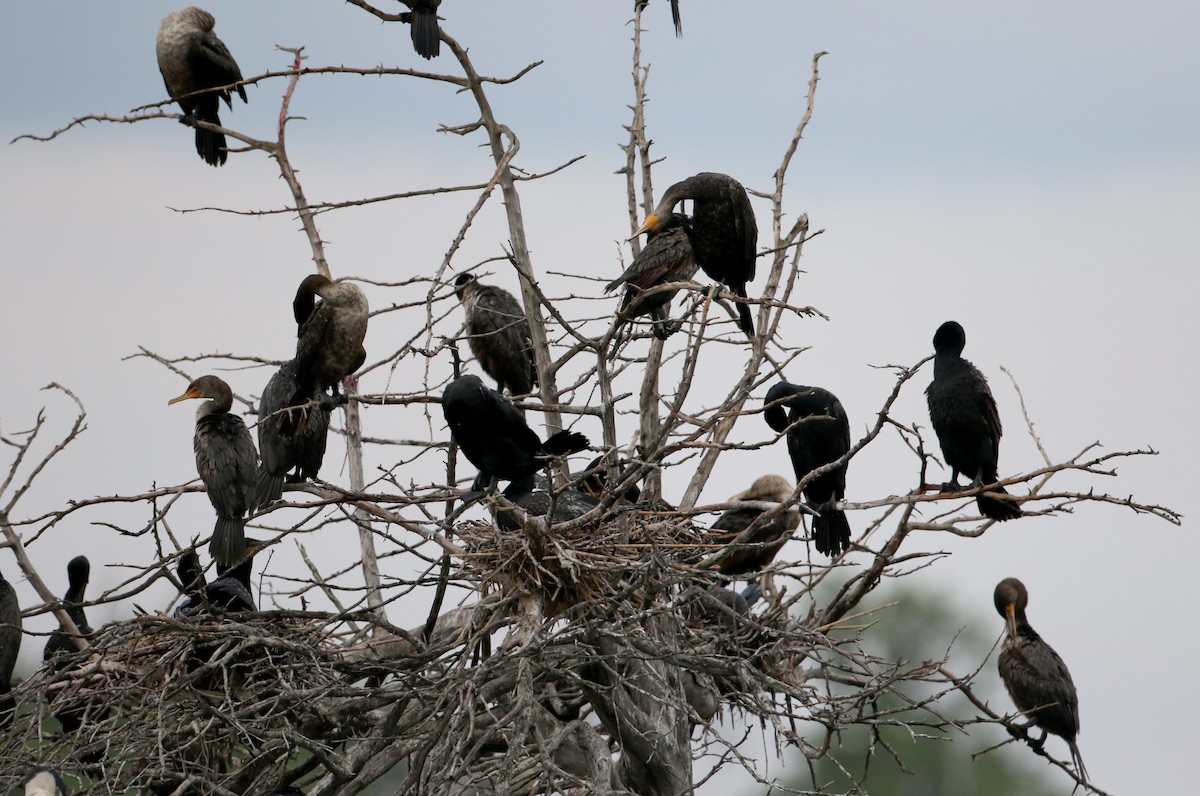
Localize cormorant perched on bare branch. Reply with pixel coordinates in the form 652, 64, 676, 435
994, 578, 1087, 784
402, 0, 442, 59
706, 474, 800, 577
454, 274, 537, 396
608, 212, 698, 341
21, 767, 66, 796
442, 375, 589, 495
634, 0, 682, 36
0, 569, 20, 729
169, 375, 258, 567
926, 321, 1023, 521
292, 274, 369, 411
637, 173, 758, 336
764, 382, 852, 556
156, 7, 247, 167
43, 556, 92, 661
255, 359, 331, 510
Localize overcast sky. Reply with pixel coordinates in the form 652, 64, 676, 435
1, 2, 1197, 793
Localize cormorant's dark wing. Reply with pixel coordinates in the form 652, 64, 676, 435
999, 631, 1080, 740
607, 225, 697, 294
466, 285, 536, 394
195, 414, 258, 521
295, 303, 334, 387
189, 31, 246, 105
970, 364, 1004, 459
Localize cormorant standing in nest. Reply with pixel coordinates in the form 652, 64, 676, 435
706, 474, 800, 578
156, 7, 247, 167
169, 375, 259, 567
292, 274, 369, 411
994, 578, 1087, 784
43, 556, 93, 660
442, 375, 589, 495
926, 321, 1023, 521
634, 0, 683, 36
608, 212, 698, 342
174, 541, 262, 616
21, 767, 67, 796
454, 274, 537, 396
636, 173, 758, 336
576, 455, 642, 505
496, 480, 600, 534
173, 550, 208, 618
403, 1, 442, 59
255, 359, 331, 510
764, 382, 852, 556
0, 568, 20, 729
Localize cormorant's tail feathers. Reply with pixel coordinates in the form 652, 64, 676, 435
812, 509, 851, 557
977, 485, 1023, 521
734, 290, 754, 337
411, 9, 440, 59
254, 468, 284, 512
1067, 739, 1088, 786
195, 127, 227, 167
210, 517, 246, 568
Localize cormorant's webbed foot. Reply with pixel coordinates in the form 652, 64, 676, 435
179, 113, 197, 128
461, 472, 498, 504
938, 480, 962, 494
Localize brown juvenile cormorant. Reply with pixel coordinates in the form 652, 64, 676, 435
764, 382, 852, 556
994, 578, 1087, 783
169, 375, 259, 567
0, 568, 20, 729
634, 0, 682, 36
706, 474, 801, 577
156, 7, 247, 167
926, 321, 1023, 521
292, 274, 369, 411
403, 0, 442, 59
21, 767, 67, 796
43, 556, 92, 661
442, 374, 589, 495
608, 212, 699, 341
454, 274, 537, 396
255, 359, 331, 510
636, 173, 758, 336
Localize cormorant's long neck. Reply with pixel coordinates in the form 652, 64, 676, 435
932, 352, 964, 380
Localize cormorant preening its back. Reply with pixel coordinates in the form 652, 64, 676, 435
454, 274, 537, 395
255, 359, 331, 510
706, 474, 800, 577
637, 173, 758, 336
293, 274, 369, 409
21, 767, 67, 796
43, 556, 93, 661
925, 321, 1023, 521
994, 578, 1087, 783
156, 7, 247, 167
442, 375, 589, 494
634, 0, 683, 36
764, 382, 852, 556
169, 375, 259, 567
405, 0, 442, 59
0, 569, 20, 729
608, 212, 698, 341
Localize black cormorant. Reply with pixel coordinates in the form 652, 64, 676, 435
172, 550, 207, 618
0, 568, 20, 729
575, 456, 642, 505
21, 767, 67, 796
404, 0, 442, 59
442, 375, 589, 495
706, 474, 800, 577
255, 359, 331, 510
454, 274, 537, 396
608, 212, 698, 341
155, 7, 247, 167
994, 578, 1087, 783
169, 375, 258, 567
174, 541, 262, 615
293, 274, 369, 410
634, 0, 682, 36
43, 556, 92, 661
636, 173, 758, 336
764, 382, 852, 556
926, 321, 1023, 521
496, 480, 600, 534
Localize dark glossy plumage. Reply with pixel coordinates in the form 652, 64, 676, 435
255, 359, 331, 509
638, 173, 758, 336
635, 0, 682, 36
155, 7, 247, 167
454, 274, 537, 395
169, 375, 258, 567
496, 481, 600, 533
764, 382, 852, 556
608, 212, 698, 340
575, 456, 642, 504
994, 578, 1087, 783
406, 0, 442, 59
21, 766, 67, 796
926, 321, 1023, 521
293, 274, 369, 408
175, 541, 261, 615
442, 375, 589, 494
43, 556, 93, 661
707, 474, 800, 576
173, 550, 207, 618
0, 569, 20, 729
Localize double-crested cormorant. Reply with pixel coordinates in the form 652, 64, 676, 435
454, 274, 537, 396
442, 375, 589, 495
926, 321, 1023, 521
293, 274, 369, 409
156, 7, 247, 167
43, 556, 92, 661
22, 767, 67, 796
169, 375, 258, 567
764, 382, 852, 556
255, 359, 331, 510
496, 480, 600, 534
608, 212, 699, 341
404, 0, 442, 59
576, 455, 642, 504
994, 578, 1087, 783
634, 0, 682, 36
175, 540, 262, 615
173, 550, 207, 618
637, 173, 758, 336
0, 568, 20, 729
706, 474, 801, 577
